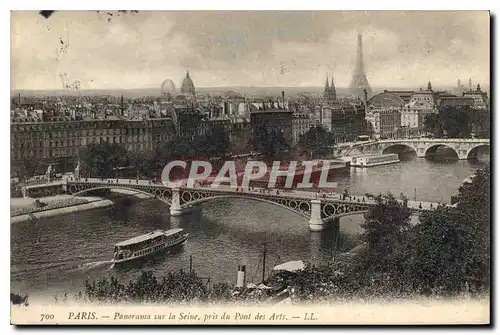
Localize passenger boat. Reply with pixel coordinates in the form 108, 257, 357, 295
113, 228, 188, 264
343, 153, 400, 167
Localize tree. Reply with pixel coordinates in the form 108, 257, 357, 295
423, 113, 443, 137
424, 106, 474, 138
81, 270, 225, 304
127, 150, 156, 179
79, 142, 129, 179
251, 123, 290, 159
356, 193, 413, 281
407, 166, 490, 295
17, 158, 41, 181
198, 125, 230, 158
439, 105, 472, 138
297, 126, 335, 159
469, 109, 490, 138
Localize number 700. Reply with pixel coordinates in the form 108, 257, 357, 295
40, 314, 55, 321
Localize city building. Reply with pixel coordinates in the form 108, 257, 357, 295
329, 100, 367, 143
10, 117, 176, 177
180, 70, 196, 96
366, 92, 403, 139
197, 116, 252, 154
250, 102, 293, 147
462, 84, 489, 109
292, 110, 312, 145
399, 84, 437, 137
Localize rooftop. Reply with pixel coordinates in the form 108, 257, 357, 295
115, 228, 184, 247
368, 92, 405, 108
250, 108, 292, 114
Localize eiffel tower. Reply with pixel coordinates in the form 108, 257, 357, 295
349, 33, 372, 101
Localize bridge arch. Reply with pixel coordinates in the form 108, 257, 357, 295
182, 195, 311, 219
381, 143, 418, 156
466, 144, 490, 160
424, 144, 459, 159
69, 186, 173, 205
321, 210, 371, 223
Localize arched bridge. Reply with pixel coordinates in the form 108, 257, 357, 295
66, 179, 438, 231
345, 138, 490, 160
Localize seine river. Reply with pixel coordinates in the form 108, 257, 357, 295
11, 154, 489, 299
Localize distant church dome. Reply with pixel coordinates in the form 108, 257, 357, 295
161, 79, 176, 96
180, 70, 196, 96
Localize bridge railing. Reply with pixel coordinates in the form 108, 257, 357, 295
69, 179, 445, 210
375, 138, 489, 143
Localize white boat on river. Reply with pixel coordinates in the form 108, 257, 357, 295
113, 228, 189, 264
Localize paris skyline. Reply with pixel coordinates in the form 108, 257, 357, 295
11, 10, 490, 90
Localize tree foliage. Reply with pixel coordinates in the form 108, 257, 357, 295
79, 142, 129, 178
416, 166, 490, 292
424, 106, 478, 138
83, 270, 211, 304
251, 123, 290, 159
423, 113, 443, 137
197, 124, 231, 158
17, 158, 42, 180
352, 167, 490, 297
297, 126, 335, 159
78, 125, 232, 180
356, 193, 413, 282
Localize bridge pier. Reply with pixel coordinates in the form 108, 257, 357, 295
170, 188, 186, 216
169, 188, 201, 216
309, 200, 326, 231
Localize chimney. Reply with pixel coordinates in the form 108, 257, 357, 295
236, 265, 246, 288
282, 91, 285, 109
120, 94, 124, 116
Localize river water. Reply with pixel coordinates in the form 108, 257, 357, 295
11, 154, 489, 299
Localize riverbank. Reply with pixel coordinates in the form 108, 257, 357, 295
10, 189, 153, 224
10, 195, 114, 224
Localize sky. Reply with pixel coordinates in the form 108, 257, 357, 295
10, 10, 490, 90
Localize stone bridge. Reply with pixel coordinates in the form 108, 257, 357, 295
66, 179, 436, 231
345, 138, 490, 160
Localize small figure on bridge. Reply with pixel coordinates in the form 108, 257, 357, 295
430, 203, 433, 208
419, 203, 422, 209
129, 179, 131, 184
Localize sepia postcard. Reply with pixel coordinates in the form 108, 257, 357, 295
10, 10, 491, 325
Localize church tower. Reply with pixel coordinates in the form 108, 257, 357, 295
323, 75, 330, 101
330, 76, 337, 101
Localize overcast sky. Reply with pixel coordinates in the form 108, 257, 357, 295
11, 10, 490, 90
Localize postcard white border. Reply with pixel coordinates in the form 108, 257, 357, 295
3, 0, 498, 333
